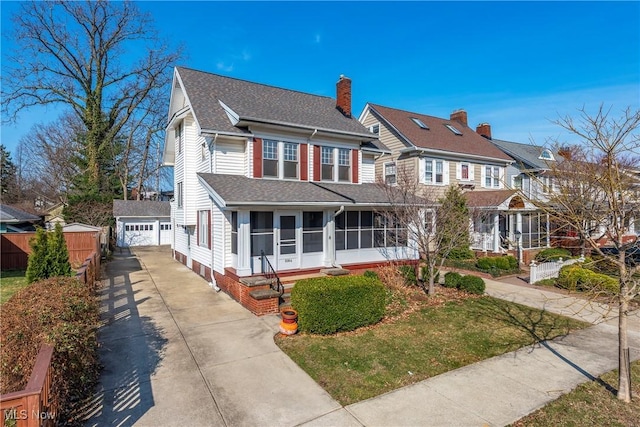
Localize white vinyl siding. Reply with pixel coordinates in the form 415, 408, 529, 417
361, 154, 376, 183
215, 140, 246, 175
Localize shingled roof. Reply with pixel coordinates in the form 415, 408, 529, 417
490, 139, 560, 170
197, 173, 417, 207
367, 104, 512, 162
113, 200, 170, 218
176, 67, 376, 139
0, 204, 42, 223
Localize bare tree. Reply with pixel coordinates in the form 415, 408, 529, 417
379, 167, 473, 295
2, 0, 182, 195
539, 105, 640, 402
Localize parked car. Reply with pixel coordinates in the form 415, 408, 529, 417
599, 242, 640, 265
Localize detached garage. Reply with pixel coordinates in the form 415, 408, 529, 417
113, 200, 171, 247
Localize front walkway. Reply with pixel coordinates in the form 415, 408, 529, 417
84, 247, 640, 426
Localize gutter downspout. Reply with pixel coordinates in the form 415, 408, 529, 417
209, 133, 220, 292
332, 205, 345, 268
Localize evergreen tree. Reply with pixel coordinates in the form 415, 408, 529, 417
26, 227, 49, 283
48, 223, 73, 277
0, 144, 18, 203
437, 185, 472, 259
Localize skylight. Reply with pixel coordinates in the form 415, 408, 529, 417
411, 117, 429, 129
445, 124, 463, 135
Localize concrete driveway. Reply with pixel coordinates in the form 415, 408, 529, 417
83, 246, 349, 427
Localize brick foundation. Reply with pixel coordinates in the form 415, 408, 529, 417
213, 271, 279, 316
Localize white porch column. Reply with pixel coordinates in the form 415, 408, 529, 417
516, 212, 523, 263
236, 210, 252, 276
545, 213, 551, 248
492, 212, 500, 253
324, 210, 334, 266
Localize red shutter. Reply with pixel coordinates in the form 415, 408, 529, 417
300, 144, 308, 181
253, 138, 263, 178
207, 210, 212, 249
313, 145, 320, 181
352, 149, 359, 183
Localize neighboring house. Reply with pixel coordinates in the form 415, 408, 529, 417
45, 203, 66, 230
113, 200, 171, 247
162, 67, 416, 293
358, 105, 541, 258
0, 204, 43, 233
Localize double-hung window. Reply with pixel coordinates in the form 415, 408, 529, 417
338, 148, 350, 182
424, 159, 446, 185
458, 162, 474, 181
263, 140, 278, 177
484, 166, 501, 188
198, 210, 210, 248
385, 162, 397, 185
321, 147, 334, 181
283, 142, 299, 179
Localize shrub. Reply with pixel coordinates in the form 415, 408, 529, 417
48, 223, 73, 277
291, 275, 386, 334
398, 265, 417, 286
494, 256, 511, 270
443, 271, 462, 288
476, 257, 493, 270
535, 248, 572, 262
0, 277, 100, 422
420, 266, 439, 284
26, 227, 49, 283
363, 270, 379, 279
557, 265, 618, 295
506, 256, 519, 269
458, 275, 485, 295
446, 248, 475, 260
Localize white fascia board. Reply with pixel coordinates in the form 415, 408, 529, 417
237, 116, 375, 141
219, 100, 240, 126
401, 147, 513, 165
197, 175, 227, 208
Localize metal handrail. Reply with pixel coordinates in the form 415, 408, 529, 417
260, 250, 284, 295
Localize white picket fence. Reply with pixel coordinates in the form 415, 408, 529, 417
529, 256, 584, 284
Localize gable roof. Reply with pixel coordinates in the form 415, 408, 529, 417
464, 189, 537, 210
490, 139, 559, 170
175, 67, 377, 140
365, 104, 512, 163
197, 173, 416, 207
113, 200, 171, 218
0, 204, 42, 223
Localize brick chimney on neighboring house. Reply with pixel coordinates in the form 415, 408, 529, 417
476, 123, 492, 139
336, 75, 352, 118
450, 109, 468, 127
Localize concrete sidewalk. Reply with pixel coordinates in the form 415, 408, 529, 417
85, 247, 640, 427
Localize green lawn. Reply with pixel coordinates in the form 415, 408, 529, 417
512, 360, 640, 427
276, 293, 587, 405
0, 270, 29, 304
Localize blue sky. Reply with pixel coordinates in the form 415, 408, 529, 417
1, 1, 639, 156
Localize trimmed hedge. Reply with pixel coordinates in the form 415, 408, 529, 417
476, 256, 518, 272
291, 275, 386, 334
443, 272, 462, 288
557, 265, 619, 295
459, 275, 486, 295
0, 277, 100, 423
535, 248, 572, 262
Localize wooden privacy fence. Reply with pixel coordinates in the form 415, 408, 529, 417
0, 345, 56, 427
529, 256, 583, 284
1, 231, 100, 271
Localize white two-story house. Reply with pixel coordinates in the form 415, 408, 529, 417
162, 67, 418, 313
359, 104, 542, 261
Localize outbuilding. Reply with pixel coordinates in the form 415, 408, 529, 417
113, 200, 171, 247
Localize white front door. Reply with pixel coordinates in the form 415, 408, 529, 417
276, 212, 299, 270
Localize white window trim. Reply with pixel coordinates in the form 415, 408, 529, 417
198, 210, 209, 247
321, 146, 351, 183
384, 161, 397, 185
369, 123, 380, 135
481, 165, 504, 189
420, 158, 449, 186
263, 139, 299, 180
177, 182, 183, 208
456, 162, 474, 182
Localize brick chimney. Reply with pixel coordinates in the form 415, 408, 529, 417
476, 123, 492, 139
450, 109, 468, 127
336, 75, 352, 118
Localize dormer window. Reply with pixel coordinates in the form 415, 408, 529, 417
539, 149, 555, 161
445, 124, 463, 135
411, 117, 429, 129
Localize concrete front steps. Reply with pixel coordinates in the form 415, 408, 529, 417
278, 268, 349, 311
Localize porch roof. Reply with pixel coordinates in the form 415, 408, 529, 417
464, 189, 537, 211
197, 173, 412, 207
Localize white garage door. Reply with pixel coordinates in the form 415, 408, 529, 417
121, 222, 156, 247
160, 222, 172, 245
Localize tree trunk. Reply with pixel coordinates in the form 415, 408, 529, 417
617, 280, 632, 402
